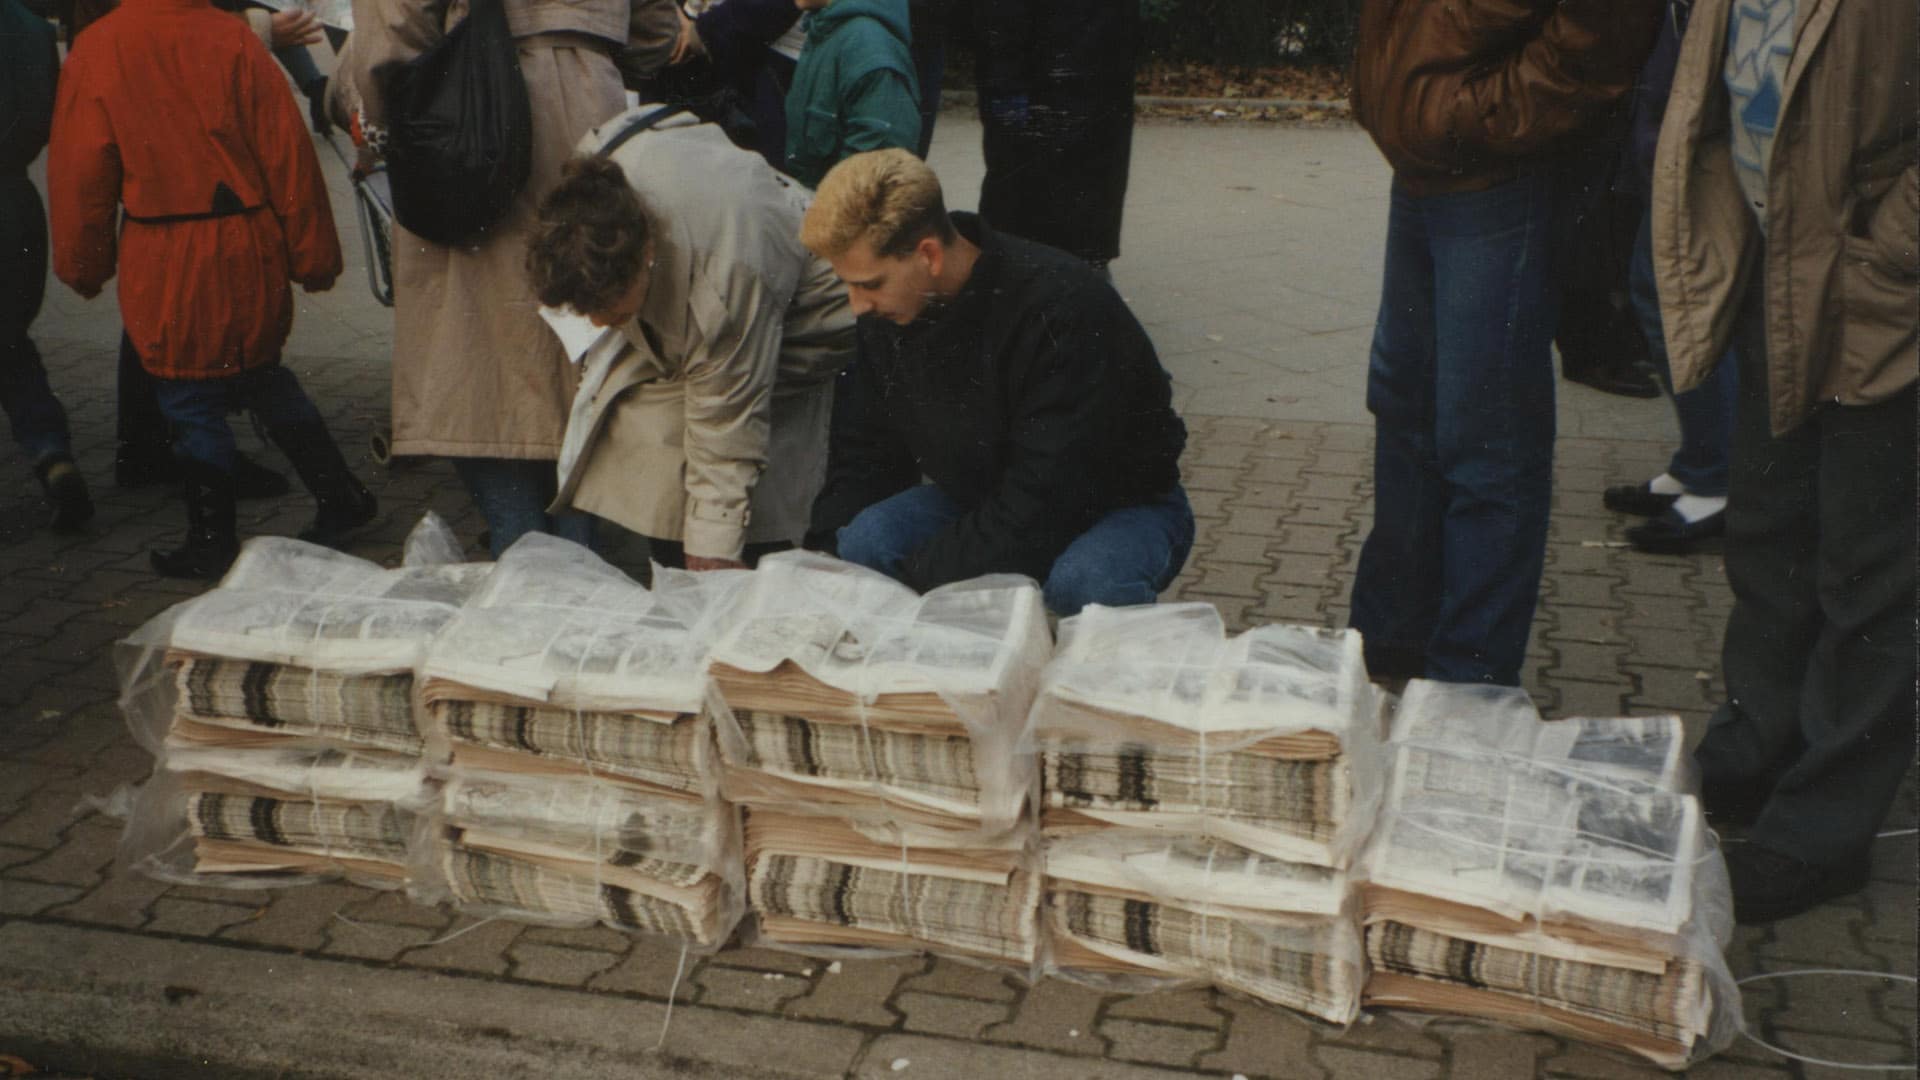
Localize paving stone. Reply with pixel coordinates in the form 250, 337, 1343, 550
319, 916, 439, 961
1724, 1029, 1912, 1073
1248, 591, 1331, 625
898, 957, 1019, 1002
393, 915, 525, 975
1546, 573, 1625, 610
145, 897, 262, 938
1189, 440, 1257, 468
1314, 1046, 1444, 1079
1203, 532, 1279, 565
1287, 497, 1353, 528
342, 889, 451, 929
984, 977, 1109, 1055
782, 954, 919, 1026
705, 945, 821, 975
44, 869, 169, 928
1536, 1044, 1674, 1078
1182, 464, 1242, 492
587, 931, 705, 999
1186, 561, 1269, 599
1337, 1014, 1447, 1059
1105, 988, 1221, 1028
695, 963, 812, 1012
1219, 505, 1286, 536
0, 877, 85, 915
1195, 995, 1325, 1078
6, 823, 114, 887
1273, 521, 1348, 556
1186, 488, 1231, 520
894, 991, 1011, 1038
1232, 482, 1298, 509
1631, 666, 1718, 712
1265, 551, 1338, 588
510, 942, 625, 986
223, 883, 378, 952
0, 843, 42, 870
0, 782, 91, 849
517, 924, 635, 954
1098, 1018, 1221, 1067
1444, 1030, 1555, 1079
851, 1033, 1196, 1079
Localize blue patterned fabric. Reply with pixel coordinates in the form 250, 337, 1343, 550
1723, 0, 1799, 227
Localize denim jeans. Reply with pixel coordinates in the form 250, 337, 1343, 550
1350, 173, 1562, 686
151, 365, 324, 471
836, 484, 1195, 616
0, 178, 71, 466
452, 456, 595, 559
1628, 212, 1737, 496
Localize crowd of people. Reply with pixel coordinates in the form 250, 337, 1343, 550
1, 0, 1912, 925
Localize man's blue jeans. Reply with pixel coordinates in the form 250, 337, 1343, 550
1628, 211, 1738, 496
1350, 173, 1562, 686
452, 456, 595, 559
836, 485, 1195, 616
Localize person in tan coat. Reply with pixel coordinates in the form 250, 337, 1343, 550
528, 107, 853, 569
336, 0, 680, 557
1651, 0, 1915, 923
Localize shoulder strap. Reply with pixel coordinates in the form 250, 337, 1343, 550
597, 104, 691, 160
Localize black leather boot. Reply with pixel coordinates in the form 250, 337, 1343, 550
151, 461, 239, 579
34, 455, 95, 532
269, 419, 377, 547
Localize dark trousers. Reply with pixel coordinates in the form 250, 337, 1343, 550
150, 365, 323, 471
1694, 283, 1917, 866
119, 331, 174, 450
0, 176, 72, 466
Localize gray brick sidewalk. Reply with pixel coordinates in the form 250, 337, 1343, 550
2, 115, 1913, 1079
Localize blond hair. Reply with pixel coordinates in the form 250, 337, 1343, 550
800, 149, 956, 260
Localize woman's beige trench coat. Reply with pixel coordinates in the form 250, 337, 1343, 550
551, 109, 854, 560
339, 0, 678, 460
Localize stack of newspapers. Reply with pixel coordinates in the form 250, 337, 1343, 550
408, 534, 746, 945
1027, 604, 1382, 1023
708, 552, 1049, 966
1361, 680, 1738, 1068
118, 525, 485, 887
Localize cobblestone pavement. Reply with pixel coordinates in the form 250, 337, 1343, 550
1, 114, 1914, 1079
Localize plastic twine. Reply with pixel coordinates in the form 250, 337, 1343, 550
1735, 970, 1918, 1071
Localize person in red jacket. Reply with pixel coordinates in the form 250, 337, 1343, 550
49, 0, 375, 579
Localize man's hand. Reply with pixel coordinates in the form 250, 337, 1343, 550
269, 8, 324, 47
684, 554, 747, 572
669, 7, 704, 64
301, 273, 338, 294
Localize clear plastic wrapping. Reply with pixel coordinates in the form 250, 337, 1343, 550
416, 534, 752, 795
707, 552, 1051, 839
1391, 680, 1689, 791
410, 768, 744, 948
1025, 604, 1383, 869
1360, 705, 1739, 1069
742, 806, 1041, 970
117, 520, 489, 757
1041, 830, 1364, 1023
119, 746, 431, 889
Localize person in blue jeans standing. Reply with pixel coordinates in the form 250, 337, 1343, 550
1603, 0, 1739, 555
1346, 0, 1661, 685
799, 150, 1192, 617
1, 0, 93, 532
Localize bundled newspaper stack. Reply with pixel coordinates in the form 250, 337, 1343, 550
409, 534, 747, 945
1026, 604, 1382, 1023
1360, 680, 1739, 1069
708, 552, 1050, 966
117, 519, 486, 887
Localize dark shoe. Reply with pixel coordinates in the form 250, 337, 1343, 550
1725, 843, 1870, 924
267, 419, 378, 548
114, 442, 180, 488
1626, 507, 1726, 554
1565, 357, 1662, 398
1364, 643, 1427, 682
232, 451, 292, 500
151, 462, 239, 580
1602, 480, 1681, 517
35, 456, 95, 532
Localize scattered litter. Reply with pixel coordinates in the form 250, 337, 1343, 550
761, 972, 786, 981
802, 968, 813, 977
1068, 1029, 1080, 1038
827, 961, 842, 974
1235, 1074, 1250, 1080
1204, 333, 1224, 343
1210, 109, 1230, 118
1580, 540, 1631, 548
1695, 671, 1712, 681
890, 1058, 910, 1072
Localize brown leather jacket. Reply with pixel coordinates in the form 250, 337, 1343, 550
1351, 0, 1663, 194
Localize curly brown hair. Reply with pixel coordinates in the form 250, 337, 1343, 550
525, 156, 653, 317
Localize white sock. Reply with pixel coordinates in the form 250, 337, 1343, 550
1648, 472, 1685, 496
1672, 493, 1726, 523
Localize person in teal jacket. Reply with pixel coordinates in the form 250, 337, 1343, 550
783, 0, 920, 189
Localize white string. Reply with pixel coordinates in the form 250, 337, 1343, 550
1735, 970, 1919, 1072
422, 916, 498, 946
1876, 828, 1916, 839
654, 942, 691, 1051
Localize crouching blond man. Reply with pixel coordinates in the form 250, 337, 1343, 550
800, 149, 1192, 615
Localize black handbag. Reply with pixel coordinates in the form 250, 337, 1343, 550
377, 0, 532, 247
